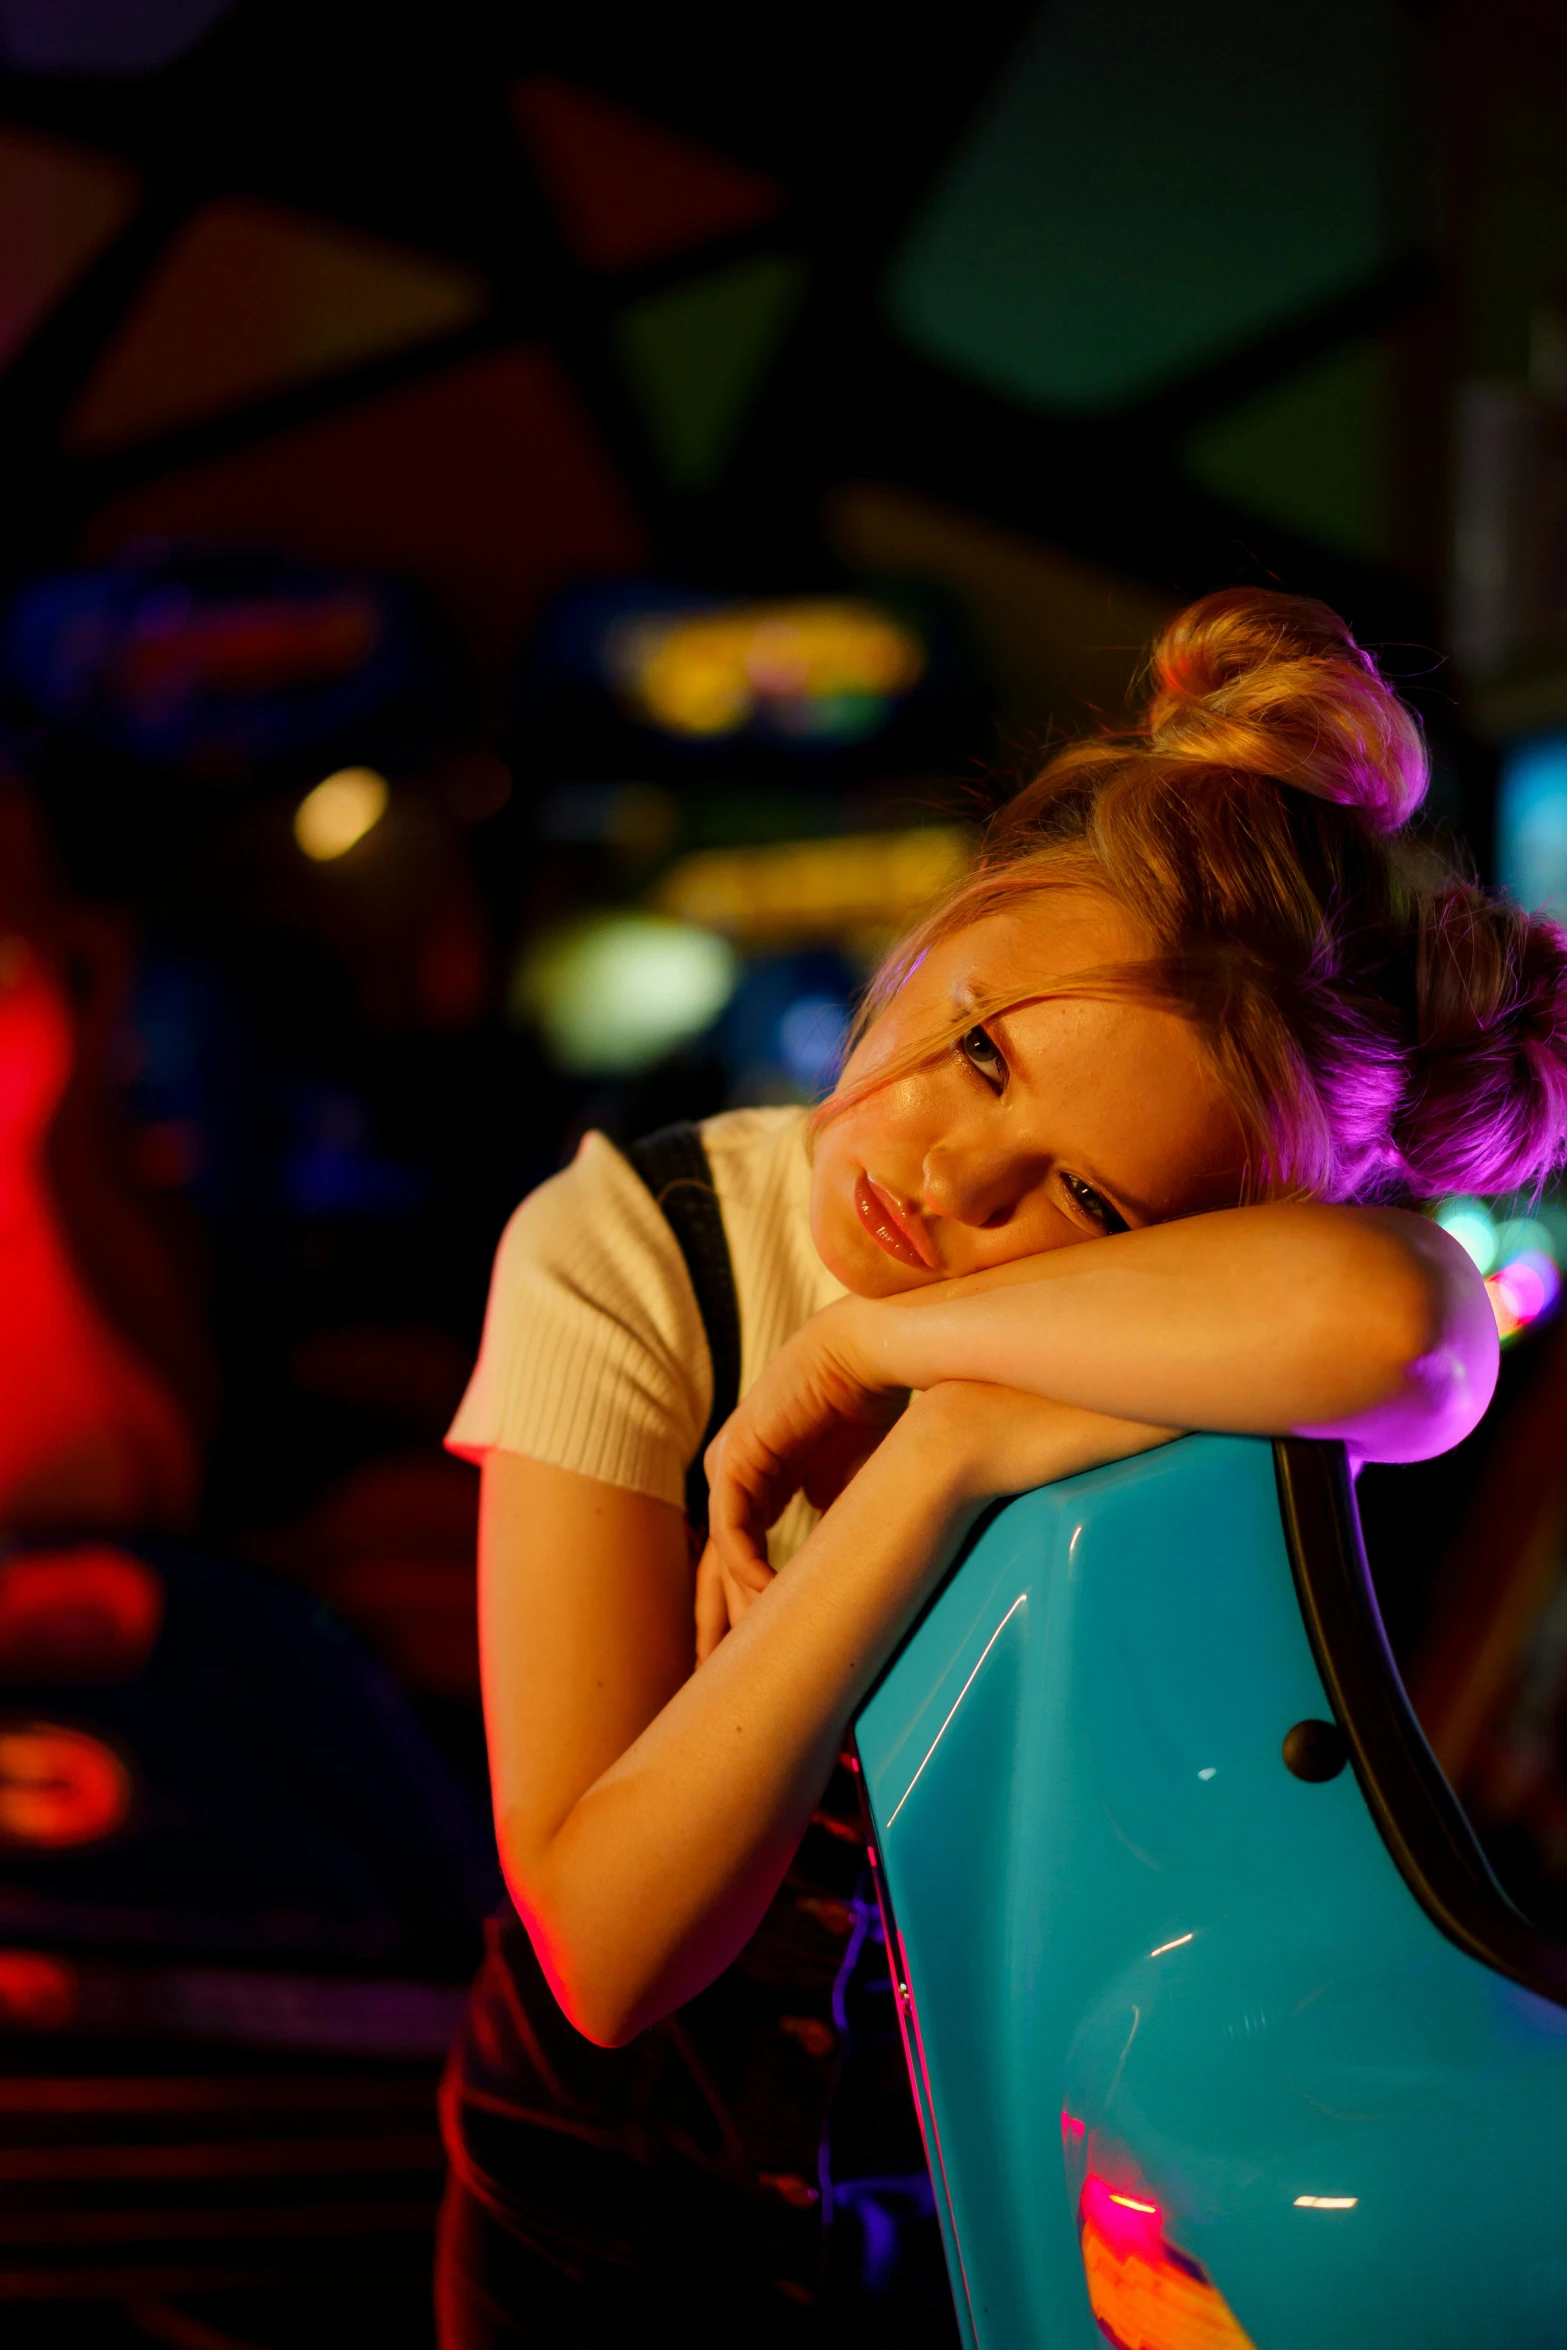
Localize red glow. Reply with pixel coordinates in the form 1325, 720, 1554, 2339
0, 1949, 75, 2027
1079, 2171, 1258, 2349
0, 940, 195, 1529
1061, 2109, 1087, 2142
1080, 2172, 1166, 2262
0, 1547, 163, 1680
0, 1721, 133, 1846
110, 592, 378, 707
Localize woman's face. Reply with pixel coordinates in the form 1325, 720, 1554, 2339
811, 888, 1247, 1297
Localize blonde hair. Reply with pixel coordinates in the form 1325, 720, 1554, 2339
822, 588, 1567, 1205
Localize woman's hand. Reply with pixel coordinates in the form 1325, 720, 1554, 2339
695, 1534, 774, 1662
907, 1379, 1178, 1503
702, 1306, 1179, 1644
703, 1299, 903, 1591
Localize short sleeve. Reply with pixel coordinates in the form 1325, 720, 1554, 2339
445, 1131, 711, 1509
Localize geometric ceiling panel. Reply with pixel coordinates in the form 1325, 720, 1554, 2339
66, 199, 489, 452
617, 254, 806, 487
824, 480, 1178, 740
0, 126, 138, 374
887, 0, 1415, 413
512, 74, 786, 273
80, 347, 647, 681
1184, 340, 1392, 564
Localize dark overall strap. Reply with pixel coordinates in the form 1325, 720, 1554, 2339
624, 1122, 741, 1534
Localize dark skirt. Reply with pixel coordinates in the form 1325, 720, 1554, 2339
435, 1782, 960, 2348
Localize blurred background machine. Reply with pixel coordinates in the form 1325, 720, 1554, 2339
0, 1, 1564, 2341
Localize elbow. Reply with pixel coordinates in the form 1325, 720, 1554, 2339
498, 1851, 649, 2050
549, 1968, 643, 2051
1350, 1217, 1500, 1460
520, 1903, 645, 2049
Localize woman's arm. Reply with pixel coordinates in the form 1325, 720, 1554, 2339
481, 1393, 1168, 2048
859, 1204, 1496, 1458
705, 1204, 1496, 1582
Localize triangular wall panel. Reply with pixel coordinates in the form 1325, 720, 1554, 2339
66, 199, 489, 451
0, 126, 138, 373
1183, 341, 1391, 561
617, 254, 805, 488
512, 75, 785, 272
80, 346, 646, 681
887, 0, 1413, 413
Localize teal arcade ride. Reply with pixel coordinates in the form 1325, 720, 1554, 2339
853, 1434, 1567, 2350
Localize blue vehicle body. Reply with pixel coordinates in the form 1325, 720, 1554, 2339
854, 1434, 1567, 2349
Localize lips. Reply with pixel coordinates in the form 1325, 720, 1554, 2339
854, 1171, 938, 1271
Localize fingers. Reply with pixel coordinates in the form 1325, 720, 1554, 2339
705, 1421, 785, 1585
694, 1534, 776, 1662
694, 1541, 729, 1663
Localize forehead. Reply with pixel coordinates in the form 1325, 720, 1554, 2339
950, 887, 1147, 973
924, 893, 1243, 1219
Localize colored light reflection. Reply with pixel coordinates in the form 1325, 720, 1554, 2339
609, 598, 925, 742
1078, 2173, 1258, 2349
294, 766, 388, 861
1294, 2195, 1358, 2209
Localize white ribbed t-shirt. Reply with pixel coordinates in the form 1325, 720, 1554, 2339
446, 1106, 846, 1563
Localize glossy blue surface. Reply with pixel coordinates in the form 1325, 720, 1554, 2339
855, 1435, 1567, 2349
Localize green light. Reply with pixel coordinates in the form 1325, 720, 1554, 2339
1433, 1197, 1498, 1276
512, 912, 737, 1075
1493, 1217, 1557, 1269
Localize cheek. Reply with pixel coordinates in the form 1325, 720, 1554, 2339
807, 1104, 912, 1292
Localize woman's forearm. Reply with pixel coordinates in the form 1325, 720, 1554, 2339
849, 1204, 1497, 1462
510, 1390, 1160, 2046
516, 1405, 975, 2044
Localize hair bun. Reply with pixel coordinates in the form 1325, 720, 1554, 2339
1393, 886, 1567, 1196
1144, 588, 1428, 835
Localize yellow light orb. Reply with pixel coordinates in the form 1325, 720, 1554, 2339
294, 767, 389, 862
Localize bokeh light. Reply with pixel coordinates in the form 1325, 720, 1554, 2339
294, 765, 389, 861
512, 912, 738, 1074
0, 1722, 133, 1848
1433, 1195, 1498, 1274
609, 599, 926, 743
778, 995, 850, 1094
1497, 735, 1567, 924
654, 826, 968, 948
1434, 1195, 1564, 1343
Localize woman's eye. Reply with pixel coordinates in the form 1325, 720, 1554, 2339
957, 1024, 1007, 1088
1062, 1173, 1125, 1234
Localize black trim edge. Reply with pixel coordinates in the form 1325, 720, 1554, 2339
1274, 1437, 1567, 2009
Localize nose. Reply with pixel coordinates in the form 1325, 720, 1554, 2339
920, 1135, 1035, 1229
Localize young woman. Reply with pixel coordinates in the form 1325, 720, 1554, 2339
437, 590, 1567, 2344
